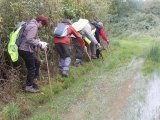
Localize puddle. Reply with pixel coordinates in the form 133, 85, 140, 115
140, 72, 160, 120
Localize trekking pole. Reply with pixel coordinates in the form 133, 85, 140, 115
107, 42, 112, 52
85, 51, 94, 66
44, 50, 52, 93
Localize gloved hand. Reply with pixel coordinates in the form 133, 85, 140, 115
107, 40, 110, 44
39, 41, 48, 50
96, 43, 102, 50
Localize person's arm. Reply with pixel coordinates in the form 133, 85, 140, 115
100, 27, 109, 43
83, 24, 98, 45
70, 26, 85, 48
25, 26, 40, 46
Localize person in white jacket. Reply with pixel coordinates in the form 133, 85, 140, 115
72, 19, 101, 66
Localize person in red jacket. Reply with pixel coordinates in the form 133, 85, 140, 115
53, 19, 87, 77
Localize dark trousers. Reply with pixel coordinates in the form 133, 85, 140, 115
71, 37, 83, 59
55, 43, 71, 71
55, 43, 71, 58
19, 50, 40, 86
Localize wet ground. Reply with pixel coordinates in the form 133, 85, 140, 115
62, 58, 160, 120
28, 37, 159, 120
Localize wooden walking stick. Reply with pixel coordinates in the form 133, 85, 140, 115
44, 50, 52, 93
85, 50, 94, 66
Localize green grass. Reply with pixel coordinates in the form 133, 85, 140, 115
143, 42, 160, 74
2, 102, 20, 120
26, 36, 152, 120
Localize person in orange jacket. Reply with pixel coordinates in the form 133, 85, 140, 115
53, 19, 87, 77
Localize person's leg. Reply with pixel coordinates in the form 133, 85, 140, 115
55, 44, 65, 72
61, 44, 71, 77
96, 49, 100, 58
34, 55, 40, 80
55, 43, 71, 77
90, 42, 97, 59
19, 50, 39, 93
62, 57, 71, 77
86, 44, 91, 57
72, 38, 83, 65
59, 58, 65, 72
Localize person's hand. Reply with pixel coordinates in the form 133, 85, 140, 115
96, 43, 102, 50
39, 41, 48, 51
107, 40, 110, 44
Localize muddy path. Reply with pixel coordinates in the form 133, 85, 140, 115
62, 58, 160, 120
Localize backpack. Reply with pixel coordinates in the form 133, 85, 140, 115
8, 22, 27, 62
53, 23, 69, 37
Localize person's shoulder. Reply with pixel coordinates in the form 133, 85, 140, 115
27, 19, 38, 28
69, 25, 77, 32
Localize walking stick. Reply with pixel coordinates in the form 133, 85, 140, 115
85, 51, 94, 66
107, 42, 112, 52
44, 50, 52, 93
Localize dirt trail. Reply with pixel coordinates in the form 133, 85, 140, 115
108, 59, 143, 120
63, 58, 144, 120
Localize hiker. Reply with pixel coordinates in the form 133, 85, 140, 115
72, 18, 101, 66
90, 21, 110, 58
18, 15, 49, 93
53, 19, 87, 77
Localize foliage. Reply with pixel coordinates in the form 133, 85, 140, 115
144, 0, 160, 17
109, 12, 160, 37
147, 43, 160, 63
52, 82, 63, 94
143, 42, 160, 74
2, 102, 20, 120
62, 0, 85, 19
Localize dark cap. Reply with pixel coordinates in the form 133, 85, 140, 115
62, 19, 72, 25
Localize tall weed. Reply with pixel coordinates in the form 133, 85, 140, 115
147, 43, 160, 62
2, 102, 20, 120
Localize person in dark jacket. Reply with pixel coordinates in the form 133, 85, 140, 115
19, 15, 48, 93
90, 21, 110, 58
53, 19, 87, 77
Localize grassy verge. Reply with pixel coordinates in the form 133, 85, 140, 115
143, 42, 160, 74
1, 36, 153, 120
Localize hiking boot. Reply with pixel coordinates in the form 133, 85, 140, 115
91, 55, 97, 59
75, 62, 81, 67
33, 78, 39, 89
74, 59, 82, 67
33, 83, 39, 89
25, 86, 40, 93
62, 70, 69, 77
74, 61, 82, 67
